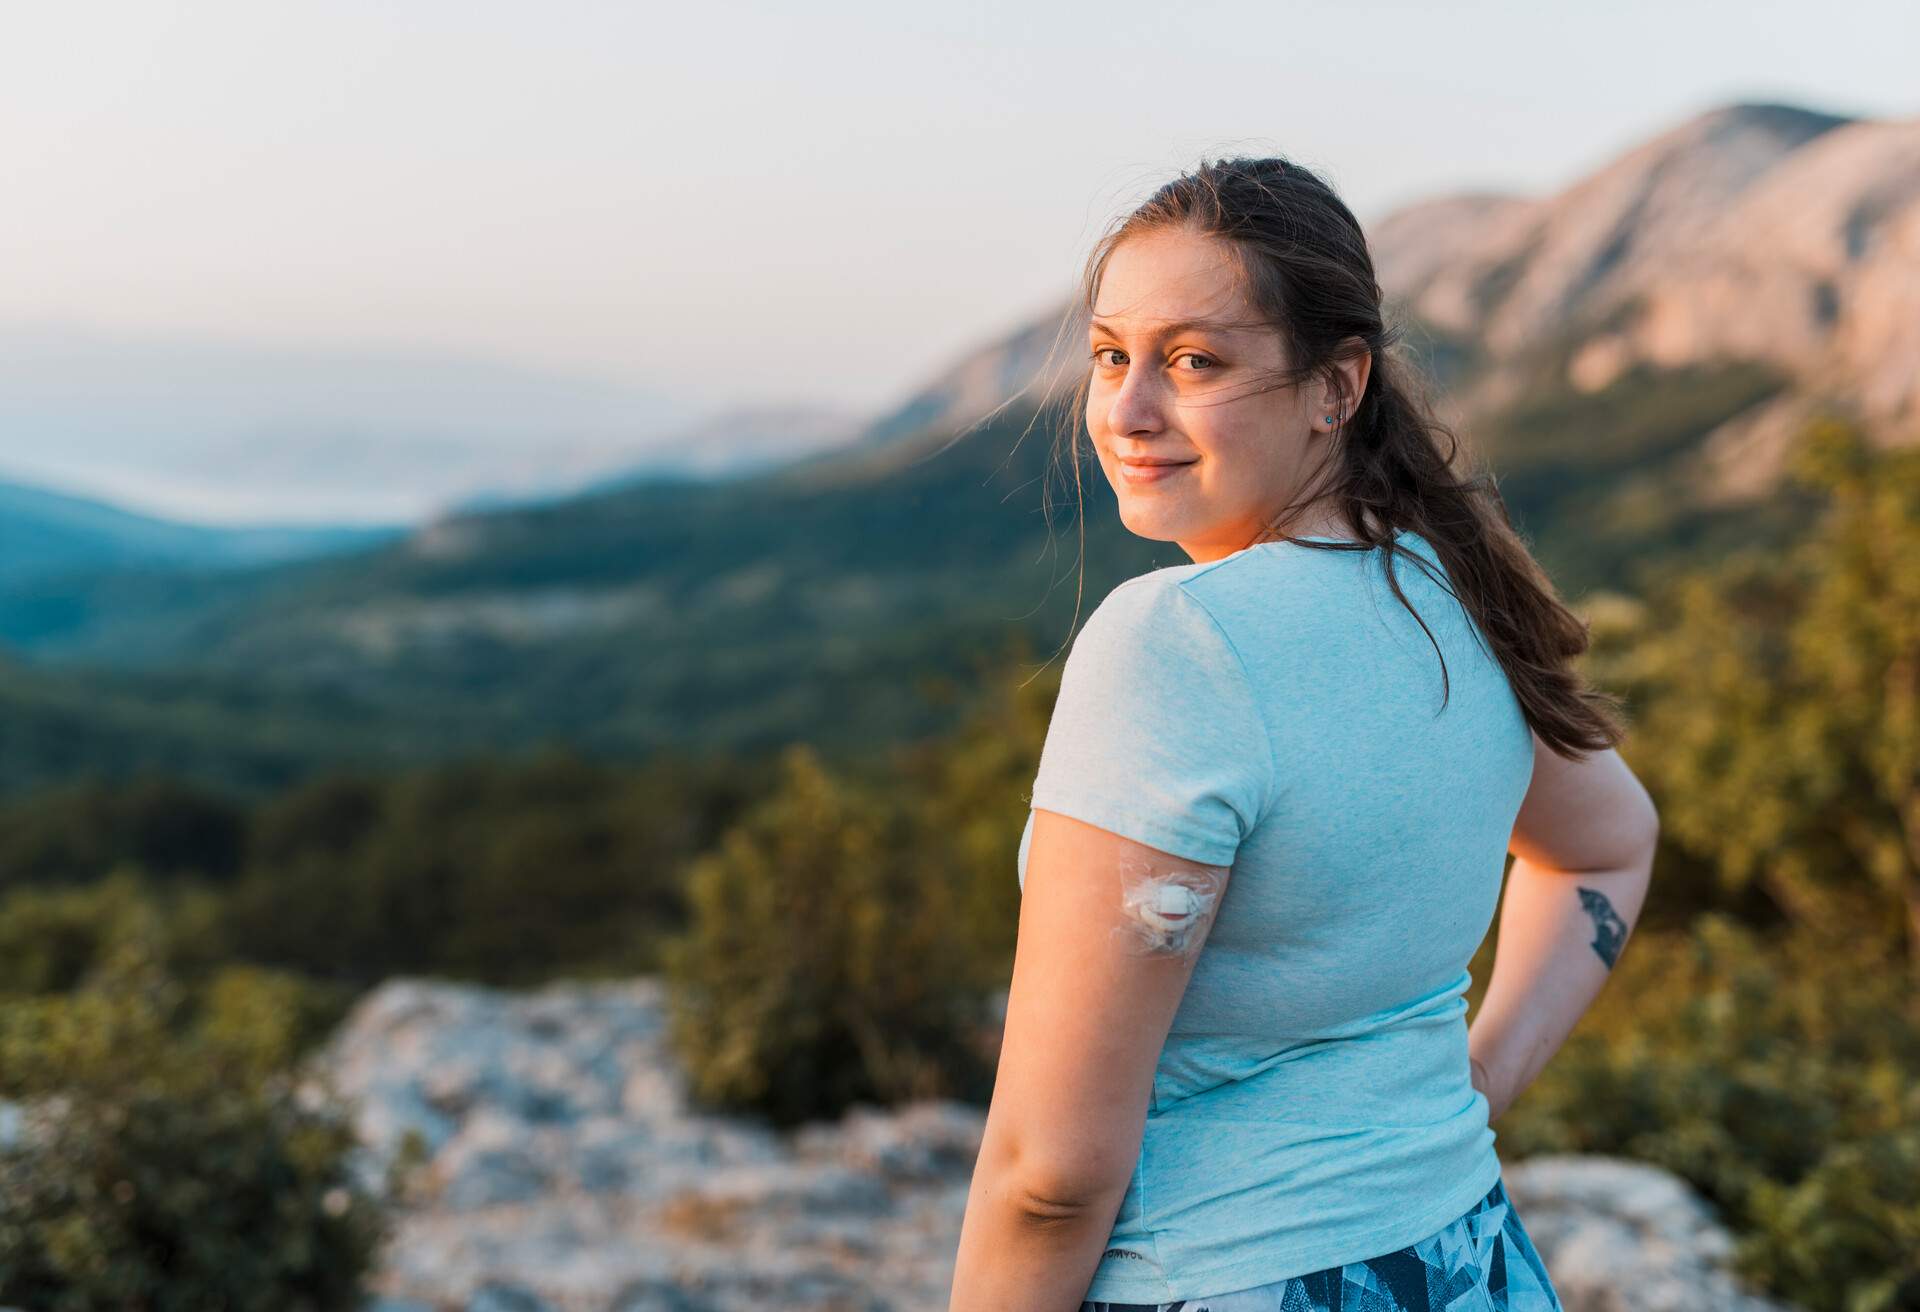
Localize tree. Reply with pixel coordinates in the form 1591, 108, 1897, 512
1617, 419, 1920, 968
0, 887, 386, 1311
660, 744, 995, 1126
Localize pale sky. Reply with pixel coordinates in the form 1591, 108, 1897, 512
1, 0, 1915, 523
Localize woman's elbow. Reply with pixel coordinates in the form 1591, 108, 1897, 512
1635, 795, 1661, 865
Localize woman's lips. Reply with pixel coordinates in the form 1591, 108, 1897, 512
1119, 460, 1195, 485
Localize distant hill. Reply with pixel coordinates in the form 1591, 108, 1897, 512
0, 97, 1908, 796
0, 474, 402, 585
0, 398, 1137, 751
0, 646, 431, 802
441, 405, 866, 515
0, 322, 699, 523
562, 404, 867, 494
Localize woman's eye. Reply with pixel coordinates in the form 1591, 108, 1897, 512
1090, 349, 1215, 370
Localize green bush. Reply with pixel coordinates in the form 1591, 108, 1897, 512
884, 635, 1057, 988
0, 873, 357, 1061
0, 747, 769, 994
0, 899, 387, 1311
661, 744, 996, 1127
0, 875, 153, 996
1491, 914, 1920, 1312
0, 772, 248, 892
1480, 418, 1920, 1309
221, 747, 724, 988
1595, 418, 1920, 961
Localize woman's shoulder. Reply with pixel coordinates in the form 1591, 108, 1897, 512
1079, 530, 1448, 660
1078, 567, 1236, 659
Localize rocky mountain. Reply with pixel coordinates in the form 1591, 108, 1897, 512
303, 976, 1795, 1312
1370, 101, 1920, 495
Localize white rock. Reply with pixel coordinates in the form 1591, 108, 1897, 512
321, 976, 1799, 1312
1504, 1155, 1793, 1312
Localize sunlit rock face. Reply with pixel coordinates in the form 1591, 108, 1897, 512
309, 976, 986, 1311
1370, 103, 1920, 497
311, 978, 1791, 1312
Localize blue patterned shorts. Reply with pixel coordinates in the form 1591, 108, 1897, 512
1080, 1178, 1563, 1312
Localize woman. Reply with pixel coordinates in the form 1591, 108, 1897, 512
948, 156, 1659, 1311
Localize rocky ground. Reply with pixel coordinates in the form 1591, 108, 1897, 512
309, 976, 1793, 1312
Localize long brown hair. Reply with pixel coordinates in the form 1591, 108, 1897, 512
1038, 155, 1627, 759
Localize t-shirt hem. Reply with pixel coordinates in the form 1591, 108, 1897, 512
1081, 1148, 1505, 1304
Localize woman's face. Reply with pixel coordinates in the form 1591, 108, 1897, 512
1086, 227, 1360, 563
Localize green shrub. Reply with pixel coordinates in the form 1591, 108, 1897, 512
221, 748, 715, 988
0, 872, 355, 1066
0, 772, 248, 892
1596, 419, 1920, 963
1488, 418, 1920, 1309
1491, 914, 1920, 1312
884, 636, 1057, 988
0, 905, 387, 1311
661, 744, 996, 1127
0, 875, 154, 996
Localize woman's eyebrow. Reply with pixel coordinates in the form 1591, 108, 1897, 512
1088, 317, 1234, 338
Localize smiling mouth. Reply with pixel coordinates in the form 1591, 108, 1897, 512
1119, 459, 1195, 485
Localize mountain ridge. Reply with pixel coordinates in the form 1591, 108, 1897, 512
0, 96, 1904, 793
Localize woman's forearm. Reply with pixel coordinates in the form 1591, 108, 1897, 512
1468, 847, 1654, 1119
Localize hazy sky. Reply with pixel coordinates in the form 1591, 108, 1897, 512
4, 1, 1916, 436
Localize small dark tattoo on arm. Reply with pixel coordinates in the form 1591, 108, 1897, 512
1577, 886, 1628, 969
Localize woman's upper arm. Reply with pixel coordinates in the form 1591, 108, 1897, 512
982, 576, 1262, 1203
981, 807, 1228, 1207
1508, 730, 1660, 873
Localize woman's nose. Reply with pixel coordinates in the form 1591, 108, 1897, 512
1105, 367, 1166, 437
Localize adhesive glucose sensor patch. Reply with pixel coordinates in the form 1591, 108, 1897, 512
1113, 864, 1225, 957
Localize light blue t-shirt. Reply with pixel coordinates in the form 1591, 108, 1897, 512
1016, 529, 1536, 1303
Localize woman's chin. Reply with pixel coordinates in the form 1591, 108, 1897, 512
1117, 505, 1189, 543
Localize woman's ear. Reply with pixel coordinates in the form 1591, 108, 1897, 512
1341, 340, 1373, 409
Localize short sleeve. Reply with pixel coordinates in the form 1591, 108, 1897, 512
1028, 576, 1275, 867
